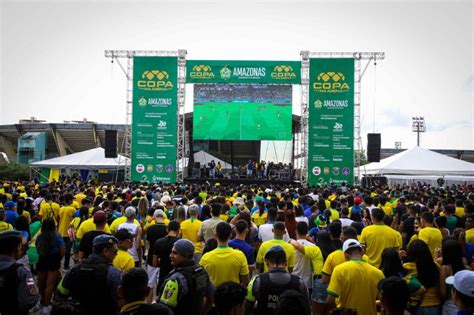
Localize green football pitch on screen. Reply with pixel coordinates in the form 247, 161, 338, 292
193, 101, 292, 140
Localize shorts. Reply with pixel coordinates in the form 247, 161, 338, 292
37, 254, 61, 272
147, 264, 160, 288
311, 276, 328, 303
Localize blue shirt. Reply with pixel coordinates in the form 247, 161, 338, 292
5, 210, 19, 227
229, 238, 255, 265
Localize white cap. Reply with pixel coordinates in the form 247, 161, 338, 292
445, 270, 474, 298
342, 239, 363, 253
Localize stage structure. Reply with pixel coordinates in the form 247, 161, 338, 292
106, 50, 383, 186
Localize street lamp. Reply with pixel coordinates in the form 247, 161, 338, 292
412, 116, 426, 147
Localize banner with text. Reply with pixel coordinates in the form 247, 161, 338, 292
308, 58, 354, 186
131, 57, 178, 183
186, 60, 301, 84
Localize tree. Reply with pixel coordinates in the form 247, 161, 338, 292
354, 149, 368, 166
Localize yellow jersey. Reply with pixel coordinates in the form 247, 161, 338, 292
200, 246, 249, 286
180, 218, 203, 254
322, 250, 369, 276
455, 207, 465, 218
110, 216, 139, 234
403, 262, 441, 307
58, 205, 76, 237
329, 209, 340, 220
256, 238, 295, 272
76, 218, 111, 239
39, 201, 60, 224
327, 260, 385, 315
251, 211, 267, 227
417, 227, 442, 257
466, 228, 474, 243
113, 249, 135, 272
360, 224, 402, 267
303, 246, 324, 275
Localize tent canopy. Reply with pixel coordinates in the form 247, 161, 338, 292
193, 150, 232, 169
31, 148, 129, 170
361, 146, 474, 176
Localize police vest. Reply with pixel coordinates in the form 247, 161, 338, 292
166, 261, 209, 315
0, 263, 24, 315
65, 255, 117, 315
256, 271, 301, 315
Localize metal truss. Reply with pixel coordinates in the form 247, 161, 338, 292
105, 50, 186, 183
300, 51, 385, 185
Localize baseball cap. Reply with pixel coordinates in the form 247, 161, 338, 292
93, 234, 118, 247
153, 209, 166, 218
4, 201, 16, 208
173, 239, 195, 258
354, 197, 362, 205
0, 230, 22, 249
445, 270, 474, 298
124, 207, 136, 218
264, 245, 287, 261
115, 229, 133, 241
342, 239, 363, 253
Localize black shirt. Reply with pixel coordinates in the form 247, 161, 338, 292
79, 231, 108, 258
153, 236, 179, 284
146, 223, 168, 266
119, 302, 172, 315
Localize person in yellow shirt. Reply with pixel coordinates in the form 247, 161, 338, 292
113, 229, 135, 272
328, 200, 340, 221
256, 222, 295, 273
455, 200, 465, 218
200, 222, 249, 287
179, 205, 203, 261
110, 214, 139, 234
75, 212, 111, 239
251, 207, 267, 227
465, 214, 474, 243
0, 209, 14, 232
410, 211, 442, 257
379, 196, 393, 217
38, 193, 60, 225
58, 194, 76, 270
360, 208, 402, 267
327, 239, 385, 315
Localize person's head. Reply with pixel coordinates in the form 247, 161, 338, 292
272, 222, 286, 239
264, 245, 287, 269
167, 220, 180, 235
93, 210, 107, 228
214, 282, 247, 315
378, 277, 410, 315
211, 203, 222, 217
170, 239, 195, 267
115, 229, 133, 251
465, 214, 474, 230
371, 208, 385, 223
267, 207, 277, 221
380, 248, 405, 278
441, 237, 465, 274
276, 289, 311, 315
341, 207, 349, 218
174, 206, 186, 223
118, 268, 149, 303
328, 221, 342, 239
446, 270, 474, 310
215, 222, 232, 243
435, 215, 447, 229
92, 235, 119, 263
420, 211, 434, 227
50, 300, 80, 315
295, 221, 308, 239
188, 204, 199, 218
341, 226, 358, 241
41, 217, 56, 233
0, 230, 22, 258
124, 206, 136, 220
153, 209, 166, 222
235, 220, 249, 237
406, 239, 439, 288
342, 239, 363, 260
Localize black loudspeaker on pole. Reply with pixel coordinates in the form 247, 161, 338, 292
105, 130, 118, 158
367, 133, 381, 162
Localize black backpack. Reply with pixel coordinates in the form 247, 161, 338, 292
0, 263, 22, 314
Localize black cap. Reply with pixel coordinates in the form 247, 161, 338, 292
0, 230, 22, 250
115, 229, 133, 241
264, 245, 286, 262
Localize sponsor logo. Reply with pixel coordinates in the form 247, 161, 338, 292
271, 65, 297, 80
313, 71, 350, 93
136, 164, 145, 173
323, 167, 330, 175
141, 175, 148, 181
312, 166, 321, 176
158, 120, 167, 128
220, 66, 232, 80
147, 165, 153, 172
155, 164, 164, 173
233, 67, 265, 78
314, 99, 323, 109
189, 64, 215, 79
165, 164, 174, 173
138, 97, 147, 107
332, 167, 340, 175
137, 70, 173, 91
342, 167, 351, 176
333, 122, 343, 130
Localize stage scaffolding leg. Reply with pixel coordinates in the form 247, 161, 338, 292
300, 51, 310, 187
177, 50, 187, 183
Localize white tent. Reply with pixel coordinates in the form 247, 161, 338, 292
31, 148, 129, 170
360, 146, 474, 176
193, 150, 232, 169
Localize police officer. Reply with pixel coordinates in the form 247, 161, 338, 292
245, 245, 310, 315
0, 230, 40, 315
157, 239, 214, 315
57, 234, 122, 315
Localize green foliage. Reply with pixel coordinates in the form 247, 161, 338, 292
0, 163, 30, 180
354, 149, 368, 166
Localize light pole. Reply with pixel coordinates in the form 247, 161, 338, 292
412, 117, 426, 147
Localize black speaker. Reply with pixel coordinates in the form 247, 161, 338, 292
105, 130, 118, 158
361, 176, 387, 187
367, 133, 381, 162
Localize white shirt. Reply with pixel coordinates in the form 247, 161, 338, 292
292, 239, 315, 288
118, 222, 140, 262
258, 223, 290, 242
339, 217, 354, 228
295, 216, 309, 225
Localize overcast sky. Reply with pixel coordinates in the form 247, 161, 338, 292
1, 0, 472, 163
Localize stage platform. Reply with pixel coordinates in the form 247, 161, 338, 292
183, 177, 299, 186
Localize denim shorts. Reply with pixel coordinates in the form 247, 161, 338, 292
311, 276, 328, 303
